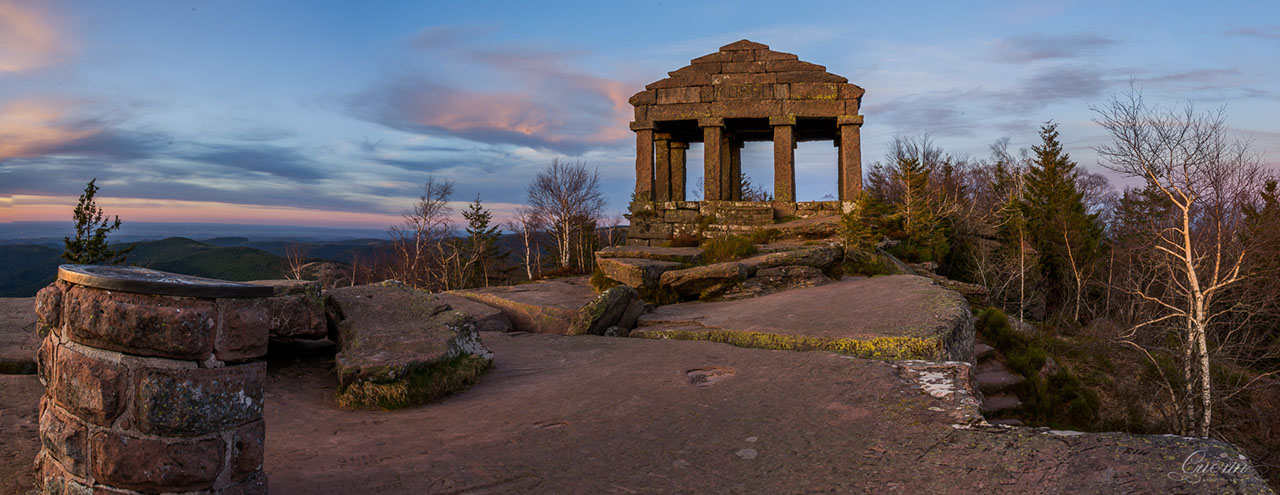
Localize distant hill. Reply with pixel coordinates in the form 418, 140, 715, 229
0, 238, 288, 297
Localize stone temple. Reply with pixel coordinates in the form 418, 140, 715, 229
627, 39, 864, 245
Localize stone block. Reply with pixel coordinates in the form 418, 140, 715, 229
720, 40, 768, 51
39, 402, 90, 478
756, 50, 798, 61
656, 87, 701, 104
720, 61, 766, 73
133, 362, 266, 437
764, 59, 825, 72
91, 430, 224, 493
710, 72, 777, 85
659, 262, 750, 299
596, 257, 682, 289
628, 90, 655, 106
646, 102, 711, 121
51, 344, 127, 427
571, 285, 642, 336
645, 74, 710, 90
775, 71, 847, 83
771, 201, 797, 218
225, 420, 265, 485
38, 333, 56, 386
664, 208, 699, 223
838, 83, 865, 100
245, 280, 328, 340
215, 298, 270, 361
628, 222, 673, 240
690, 61, 721, 73
783, 99, 845, 117
35, 282, 64, 337
690, 52, 727, 63
218, 472, 268, 495
790, 82, 839, 100
710, 100, 780, 118
773, 83, 790, 99
62, 286, 216, 360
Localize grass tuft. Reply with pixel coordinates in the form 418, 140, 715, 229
336, 354, 492, 411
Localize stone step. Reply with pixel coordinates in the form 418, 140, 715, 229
981, 393, 1022, 414
595, 246, 702, 263
976, 358, 1007, 374
988, 418, 1024, 427
976, 369, 1026, 394
973, 343, 996, 361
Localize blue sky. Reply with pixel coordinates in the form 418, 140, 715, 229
2, 0, 1278, 228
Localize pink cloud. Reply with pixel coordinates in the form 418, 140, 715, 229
0, 1, 66, 74
0, 99, 98, 160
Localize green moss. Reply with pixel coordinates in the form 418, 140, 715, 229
750, 228, 782, 244
635, 329, 942, 360
335, 354, 491, 411
589, 268, 620, 292
700, 235, 757, 264
637, 285, 681, 306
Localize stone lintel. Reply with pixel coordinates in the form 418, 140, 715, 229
630, 121, 655, 131
837, 115, 864, 126
654, 132, 673, 141
698, 117, 724, 128
670, 141, 690, 149
769, 115, 797, 126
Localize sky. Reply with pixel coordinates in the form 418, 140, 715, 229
1, 0, 1278, 230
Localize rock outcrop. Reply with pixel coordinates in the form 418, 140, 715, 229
326, 283, 492, 409
246, 279, 327, 341
635, 275, 974, 362
450, 277, 599, 335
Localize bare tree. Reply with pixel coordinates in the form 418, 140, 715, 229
388, 177, 455, 289
526, 159, 605, 271
1093, 87, 1264, 437
284, 241, 310, 280
505, 207, 543, 281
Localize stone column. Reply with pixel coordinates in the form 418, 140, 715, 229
700, 118, 724, 201
654, 133, 672, 202
632, 122, 654, 201
728, 138, 743, 201
34, 265, 271, 494
670, 141, 688, 202
838, 115, 864, 200
771, 116, 796, 202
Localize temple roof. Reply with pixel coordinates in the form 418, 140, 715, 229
628, 39, 864, 124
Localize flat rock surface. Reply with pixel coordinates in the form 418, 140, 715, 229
0, 374, 41, 494
0, 332, 1272, 493
328, 285, 483, 386
435, 293, 513, 333
451, 277, 597, 335
0, 297, 39, 374
595, 245, 702, 263
637, 275, 974, 361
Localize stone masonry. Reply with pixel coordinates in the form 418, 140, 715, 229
33, 266, 270, 494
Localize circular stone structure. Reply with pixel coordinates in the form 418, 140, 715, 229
34, 265, 269, 494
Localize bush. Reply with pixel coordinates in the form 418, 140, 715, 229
700, 235, 757, 264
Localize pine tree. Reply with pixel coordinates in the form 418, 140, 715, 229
462, 195, 503, 287
888, 155, 945, 261
63, 178, 134, 265
1021, 122, 1102, 321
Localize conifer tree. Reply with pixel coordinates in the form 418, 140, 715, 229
888, 155, 946, 261
63, 178, 134, 265
1021, 122, 1102, 320
462, 195, 503, 286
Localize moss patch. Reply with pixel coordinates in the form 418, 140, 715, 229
700, 235, 757, 264
336, 354, 492, 411
589, 268, 621, 292
635, 329, 942, 360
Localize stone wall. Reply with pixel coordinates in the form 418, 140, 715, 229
627, 200, 849, 246
33, 280, 268, 494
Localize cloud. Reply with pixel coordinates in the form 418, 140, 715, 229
182, 143, 327, 182
0, 99, 98, 159
346, 30, 634, 153
1224, 26, 1280, 42
988, 33, 1117, 63
0, 1, 65, 74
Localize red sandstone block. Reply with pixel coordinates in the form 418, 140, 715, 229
710, 72, 777, 85
656, 87, 702, 105
91, 430, 224, 493
215, 298, 270, 361
263, 295, 327, 340
775, 71, 847, 83
783, 99, 845, 117
710, 100, 781, 118
691, 52, 729, 64
838, 83, 866, 100
628, 90, 656, 106
790, 82, 839, 100
38, 333, 57, 386
40, 402, 91, 477
63, 285, 217, 360
225, 420, 265, 485
133, 362, 266, 437
35, 282, 65, 337
756, 50, 799, 61
720, 61, 766, 73
51, 343, 127, 427
645, 74, 710, 90
646, 102, 711, 121
690, 62, 721, 73
765, 59, 825, 72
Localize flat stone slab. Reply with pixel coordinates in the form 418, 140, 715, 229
0, 332, 1272, 493
435, 293, 513, 333
327, 284, 490, 387
0, 298, 39, 375
595, 257, 683, 289
595, 245, 702, 263
636, 275, 974, 361
450, 277, 597, 335
58, 264, 272, 298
